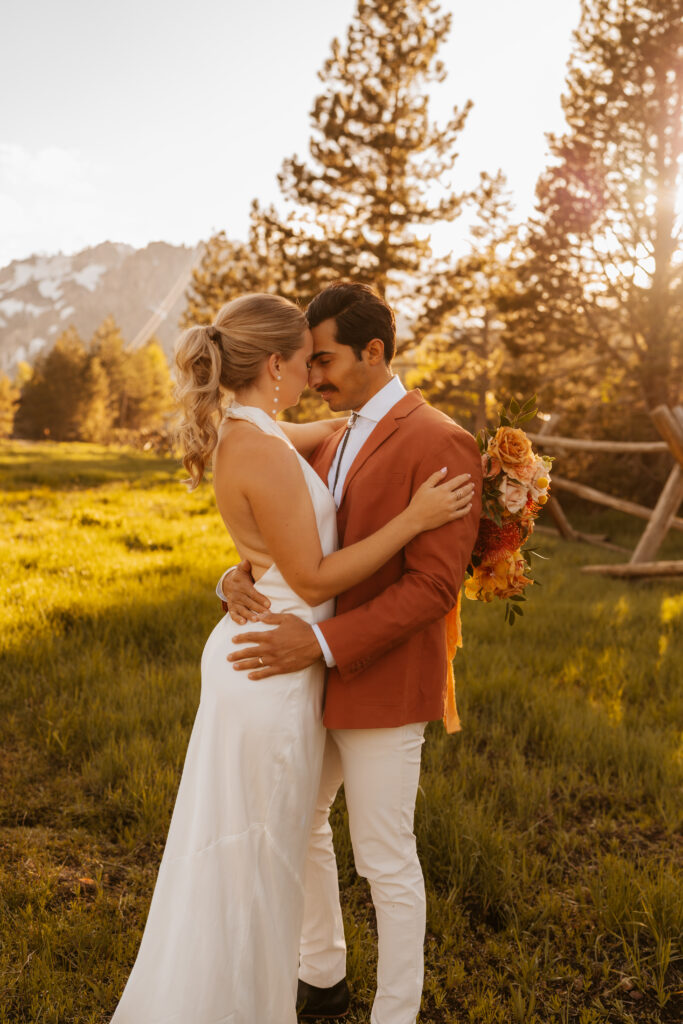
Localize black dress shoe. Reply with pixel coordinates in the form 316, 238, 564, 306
297, 977, 350, 1019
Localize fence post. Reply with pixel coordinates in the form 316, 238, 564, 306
536, 413, 580, 540
630, 406, 683, 565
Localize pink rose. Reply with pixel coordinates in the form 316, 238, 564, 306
482, 453, 502, 478
499, 476, 529, 514
507, 460, 536, 485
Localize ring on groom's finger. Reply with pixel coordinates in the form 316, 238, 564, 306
258, 657, 264, 666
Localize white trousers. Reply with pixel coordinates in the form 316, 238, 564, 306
299, 723, 427, 1024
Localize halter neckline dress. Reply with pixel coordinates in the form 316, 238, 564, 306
111, 403, 337, 1024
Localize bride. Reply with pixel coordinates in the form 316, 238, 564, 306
110, 293, 473, 1024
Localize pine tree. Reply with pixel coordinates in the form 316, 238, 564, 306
274, 0, 471, 306
76, 355, 110, 443
183, 0, 472, 329
89, 317, 131, 429
516, 0, 683, 412
0, 373, 19, 438
181, 231, 265, 328
15, 329, 90, 440
181, 213, 305, 328
89, 320, 174, 436
409, 172, 521, 431
127, 339, 174, 432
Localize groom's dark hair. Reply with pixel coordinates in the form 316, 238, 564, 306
306, 282, 396, 364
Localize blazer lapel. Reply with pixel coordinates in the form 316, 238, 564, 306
339, 390, 424, 508
311, 429, 344, 485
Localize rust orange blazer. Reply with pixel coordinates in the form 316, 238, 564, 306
310, 389, 482, 730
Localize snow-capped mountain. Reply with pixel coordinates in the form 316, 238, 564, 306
0, 241, 198, 371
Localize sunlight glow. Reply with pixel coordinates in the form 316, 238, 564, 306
660, 593, 683, 626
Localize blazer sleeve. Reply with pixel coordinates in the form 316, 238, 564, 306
318, 429, 483, 679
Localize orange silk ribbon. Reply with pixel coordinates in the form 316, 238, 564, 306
443, 591, 463, 733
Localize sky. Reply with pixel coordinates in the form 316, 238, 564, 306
0, 0, 581, 269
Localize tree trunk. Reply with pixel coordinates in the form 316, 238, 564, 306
474, 310, 490, 434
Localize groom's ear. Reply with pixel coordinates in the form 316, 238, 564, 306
363, 338, 385, 366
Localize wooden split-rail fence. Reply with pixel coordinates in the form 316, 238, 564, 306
527, 404, 683, 579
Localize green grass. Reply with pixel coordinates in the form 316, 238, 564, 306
1, 440, 681, 1024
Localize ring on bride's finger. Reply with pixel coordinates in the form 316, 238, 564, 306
258, 657, 264, 666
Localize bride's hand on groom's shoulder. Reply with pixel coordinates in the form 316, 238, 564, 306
222, 560, 271, 625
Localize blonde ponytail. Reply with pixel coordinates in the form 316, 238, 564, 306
174, 294, 307, 488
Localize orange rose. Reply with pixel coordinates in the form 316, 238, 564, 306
487, 427, 535, 483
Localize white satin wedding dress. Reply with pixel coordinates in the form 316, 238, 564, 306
111, 404, 337, 1024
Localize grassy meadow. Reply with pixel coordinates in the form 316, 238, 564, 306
1, 440, 681, 1024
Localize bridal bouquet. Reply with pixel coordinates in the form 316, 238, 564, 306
464, 397, 552, 624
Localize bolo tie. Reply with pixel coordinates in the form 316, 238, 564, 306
331, 412, 359, 498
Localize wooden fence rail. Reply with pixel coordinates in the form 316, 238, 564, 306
527, 433, 669, 454
532, 405, 683, 578
551, 476, 683, 533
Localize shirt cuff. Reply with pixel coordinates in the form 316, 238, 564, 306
311, 624, 336, 668
215, 567, 235, 602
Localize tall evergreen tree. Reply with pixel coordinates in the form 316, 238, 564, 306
182, 217, 297, 328
127, 339, 175, 431
410, 172, 521, 431
183, 0, 472, 328
90, 320, 174, 435
182, 232, 261, 328
76, 355, 111, 443
514, 0, 683, 412
89, 317, 132, 430
0, 373, 19, 438
15, 329, 90, 441
273, 0, 471, 305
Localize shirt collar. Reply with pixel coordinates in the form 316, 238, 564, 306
356, 375, 406, 424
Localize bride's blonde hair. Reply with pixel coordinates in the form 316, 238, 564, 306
175, 293, 307, 488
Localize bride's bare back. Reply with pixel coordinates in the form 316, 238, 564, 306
213, 417, 324, 584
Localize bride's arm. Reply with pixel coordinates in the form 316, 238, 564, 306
216, 433, 472, 608
278, 418, 347, 458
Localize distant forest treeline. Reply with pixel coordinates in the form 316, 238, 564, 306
1, 0, 681, 503
0, 317, 174, 447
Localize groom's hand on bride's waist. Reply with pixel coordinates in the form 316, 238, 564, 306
228, 613, 323, 679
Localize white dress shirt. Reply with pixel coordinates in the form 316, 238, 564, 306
217, 376, 407, 668
313, 375, 406, 666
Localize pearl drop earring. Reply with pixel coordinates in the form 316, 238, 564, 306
272, 373, 281, 417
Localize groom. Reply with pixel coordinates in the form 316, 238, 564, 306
221, 282, 482, 1024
